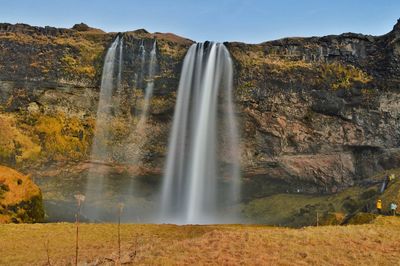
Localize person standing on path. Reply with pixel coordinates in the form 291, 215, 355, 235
390, 202, 397, 216
376, 199, 383, 214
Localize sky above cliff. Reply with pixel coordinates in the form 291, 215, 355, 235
1, 0, 399, 43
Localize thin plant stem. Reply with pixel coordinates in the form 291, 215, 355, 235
75, 204, 80, 266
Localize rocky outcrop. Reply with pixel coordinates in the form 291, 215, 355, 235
0, 20, 400, 196
0, 165, 44, 223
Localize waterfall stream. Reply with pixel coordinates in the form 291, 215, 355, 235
160, 42, 241, 224
84, 37, 159, 221
137, 40, 157, 130
84, 36, 122, 220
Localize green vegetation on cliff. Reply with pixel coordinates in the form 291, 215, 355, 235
319, 62, 372, 90
229, 43, 373, 99
242, 185, 378, 227
243, 168, 400, 227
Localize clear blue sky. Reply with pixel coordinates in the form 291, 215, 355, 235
1, 0, 399, 43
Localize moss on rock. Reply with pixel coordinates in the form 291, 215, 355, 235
0, 165, 44, 223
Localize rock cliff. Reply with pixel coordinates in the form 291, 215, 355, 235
0, 20, 400, 201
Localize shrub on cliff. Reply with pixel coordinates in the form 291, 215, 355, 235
0, 114, 41, 164
319, 62, 372, 90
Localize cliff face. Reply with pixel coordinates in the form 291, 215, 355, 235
0, 21, 400, 198
228, 22, 400, 194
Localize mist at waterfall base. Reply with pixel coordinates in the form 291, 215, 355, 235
70, 39, 241, 224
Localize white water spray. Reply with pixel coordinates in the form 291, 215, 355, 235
160, 42, 241, 224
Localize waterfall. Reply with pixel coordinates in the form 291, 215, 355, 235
160, 42, 241, 224
115, 37, 124, 112
84, 35, 123, 220
137, 40, 157, 129
83, 36, 161, 222
130, 40, 157, 168
117, 37, 124, 94
90, 36, 121, 160
136, 40, 146, 89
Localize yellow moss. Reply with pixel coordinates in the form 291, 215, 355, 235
109, 117, 131, 140
0, 32, 49, 45
0, 114, 41, 163
0, 166, 39, 205
230, 45, 373, 92
34, 113, 92, 161
319, 62, 372, 90
268, 58, 312, 72
0, 165, 44, 223
157, 40, 188, 59
0, 31, 106, 79
60, 37, 104, 78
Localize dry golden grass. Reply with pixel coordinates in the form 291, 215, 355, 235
1, 217, 399, 265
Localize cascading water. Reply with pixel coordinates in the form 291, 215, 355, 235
137, 40, 157, 129
160, 42, 241, 224
124, 40, 158, 164
116, 37, 124, 94
123, 40, 158, 220
136, 40, 146, 89
90, 36, 121, 160
84, 36, 123, 220
84, 37, 159, 221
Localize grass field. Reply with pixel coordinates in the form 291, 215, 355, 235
1, 216, 400, 265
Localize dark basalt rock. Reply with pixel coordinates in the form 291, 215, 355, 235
0, 19, 400, 196
72, 23, 90, 31
311, 90, 346, 118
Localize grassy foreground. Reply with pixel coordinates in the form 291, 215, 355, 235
1, 217, 400, 265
